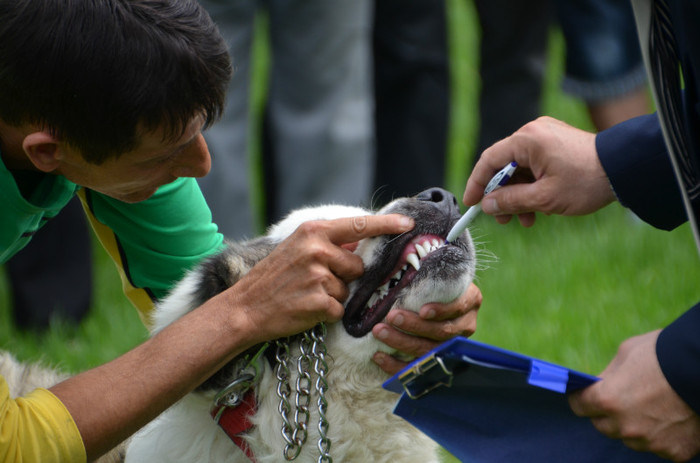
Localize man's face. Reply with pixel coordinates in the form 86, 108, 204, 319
56, 117, 211, 203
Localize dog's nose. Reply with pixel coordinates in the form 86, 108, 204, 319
415, 187, 460, 214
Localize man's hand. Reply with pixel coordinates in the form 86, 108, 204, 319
569, 330, 700, 462
371, 283, 483, 375
229, 214, 415, 343
463, 116, 615, 227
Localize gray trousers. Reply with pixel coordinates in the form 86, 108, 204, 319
198, 0, 374, 238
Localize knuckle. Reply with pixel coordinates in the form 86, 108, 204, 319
351, 215, 368, 234
311, 267, 333, 286
442, 320, 459, 337
296, 220, 325, 238
595, 393, 618, 415
344, 253, 364, 276
617, 422, 644, 441
464, 318, 477, 336
532, 188, 558, 213
304, 241, 332, 262
471, 289, 484, 308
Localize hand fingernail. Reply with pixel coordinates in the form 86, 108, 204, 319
400, 216, 414, 228
373, 353, 385, 366
421, 308, 436, 320
482, 197, 500, 214
391, 313, 404, 327
376, 328, 389, 340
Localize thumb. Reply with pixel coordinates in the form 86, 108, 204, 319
480, 183, 536, 216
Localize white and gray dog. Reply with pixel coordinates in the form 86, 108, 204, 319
125, 187, 476, 463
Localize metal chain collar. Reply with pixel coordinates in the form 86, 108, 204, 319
212, 342, 270, 421
275, 323, 332, 462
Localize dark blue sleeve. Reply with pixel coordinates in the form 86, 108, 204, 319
596, 114, 687, 230
598, 114, 700, 414
656, 303, 700, 414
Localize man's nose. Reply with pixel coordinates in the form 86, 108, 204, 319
171, 133, 211, 178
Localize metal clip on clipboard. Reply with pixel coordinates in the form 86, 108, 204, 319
398, 353, 457, 399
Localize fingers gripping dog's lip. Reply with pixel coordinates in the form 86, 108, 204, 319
342, 232, 467, 338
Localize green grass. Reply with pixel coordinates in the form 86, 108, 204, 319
2, 1, 700, 461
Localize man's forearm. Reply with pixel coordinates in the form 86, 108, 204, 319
49, 291, 254, 461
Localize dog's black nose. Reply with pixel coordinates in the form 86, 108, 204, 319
415, 187, 459, 214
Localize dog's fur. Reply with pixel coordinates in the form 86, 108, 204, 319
125, 188, 476, 463
0, 351, 127, 463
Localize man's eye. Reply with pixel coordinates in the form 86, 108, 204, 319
154, 153, 176, 164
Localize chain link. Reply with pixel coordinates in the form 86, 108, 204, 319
275, 338, 301, 460
274, 324, 332, 462
292, 332, 312, 452
311, 323, 332, 463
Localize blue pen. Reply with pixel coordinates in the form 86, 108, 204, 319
445, 161, 518, 243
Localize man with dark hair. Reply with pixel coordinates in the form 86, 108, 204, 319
0, 1, 482, 461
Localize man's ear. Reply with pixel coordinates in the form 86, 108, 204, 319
22, 131, 62, 172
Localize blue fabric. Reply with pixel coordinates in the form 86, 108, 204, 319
596, 113, 685, 229
657, 302, 700, 414
555, 0, 646, 101
385, 338, 700, 463
595, 0, 700, 417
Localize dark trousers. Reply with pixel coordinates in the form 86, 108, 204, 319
372, 0, 450, 206
474, 0, 551, 157
7, 196, 92, 330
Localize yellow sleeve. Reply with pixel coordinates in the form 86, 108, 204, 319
0, 377, 86, 463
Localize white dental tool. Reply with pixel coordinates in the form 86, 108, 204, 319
446, 161, 518, 243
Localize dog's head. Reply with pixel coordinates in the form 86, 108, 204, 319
266, 187, 475, 339
343, 187, 474, 338
152, 188, 475, 394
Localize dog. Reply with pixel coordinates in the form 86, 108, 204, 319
125, 187, 476, 463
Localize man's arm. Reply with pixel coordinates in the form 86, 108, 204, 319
596, 114, 687, 230
50, 213, 415, 461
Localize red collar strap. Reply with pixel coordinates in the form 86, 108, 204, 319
210, 390, 257, 462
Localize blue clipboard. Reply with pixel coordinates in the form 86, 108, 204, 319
383, 337, 700, 463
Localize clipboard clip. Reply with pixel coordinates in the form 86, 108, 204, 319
398, 354, 455, 399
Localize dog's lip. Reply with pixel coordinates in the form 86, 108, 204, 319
378, 234, 446, 286
343, 233, 455, 338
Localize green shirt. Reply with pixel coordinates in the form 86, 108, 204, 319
1, 152, 224, 324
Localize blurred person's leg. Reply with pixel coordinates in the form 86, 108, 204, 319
197, 0, 258, 239
7, 196, 92, 330
263, 0, 374, 224
372, 0, 450, 206
474, 0, 552, 160
555, 0, 650, 131
587, 86, 650, 131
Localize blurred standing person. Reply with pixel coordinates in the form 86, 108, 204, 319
6, 196, 92, 330
473, 0, 552, 160
372, 0, 451, 206
555, 0, 652, 131
197, 0, 374, 237
372, 0, 551, 200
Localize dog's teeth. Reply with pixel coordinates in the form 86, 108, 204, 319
378, 281, 390, 295
367, 292, 379, 308
415, 243, 428, 258
432, 239, 440, 248
406, 253, 421, 271
390, 268, 403, 283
